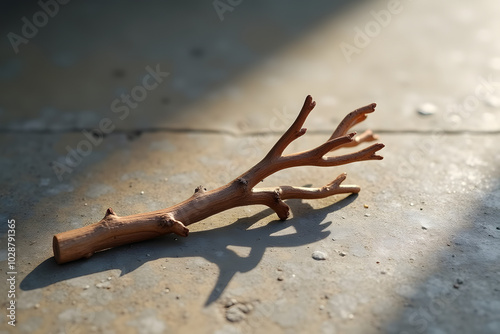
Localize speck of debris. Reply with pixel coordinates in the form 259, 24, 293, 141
319, 305, 325, 310
453, 284, 460, 289
496, 227, 500, 230
381, 271, 386, 275
277, 276, 284, 281
410, 202, 415, 206
421, 226, 428, 230
456, 278, 464, 285
84, 203, 88, 206
107, 276, 112, 281
140, 191, 145, 195
364, 204, 369, 208
83, 285, 90, 290
341, 216, 346, 219
339, 251, 347, 257
312, 251, 327, 260
417, 103, 437, 116
34, 303, 40, 309
364, 213, 371, 217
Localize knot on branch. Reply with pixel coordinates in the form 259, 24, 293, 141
159, 214, 189, 237
273, 188, 283, 202
158, 214, 175, 228
273, 188, 290, 220
98, 207, 118, 230
237, 177, 249, 190
194, 185, 207, 194
104, 207, 116, 218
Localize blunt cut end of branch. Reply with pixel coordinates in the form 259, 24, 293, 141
53, 95, 384, 264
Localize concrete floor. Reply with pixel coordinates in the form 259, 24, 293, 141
1, 0, 499, 333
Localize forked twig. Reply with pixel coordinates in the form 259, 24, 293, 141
53, 95, 384, 264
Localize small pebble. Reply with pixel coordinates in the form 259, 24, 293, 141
84, 203, 88, 206
96, 282, 112, 289
165, 288, 170, 293
226, 304, 250, 322
421, 226, 427, 230
341, 216, 346, 219
34, 303, 40, 309
319, 305, 325, 310
339, 251, 347, 257
456, 278, 464, 285
225, 298, 237, 308
312, 251, 327, 260
277, 276, 284, 281
140, 191, 145, 195
364, 213, 371, 217
107, 276, 112, 281
364, 204, 369, 208
83, 285, 90, 290
417, 103, 437, 116
496, 227, 500, 230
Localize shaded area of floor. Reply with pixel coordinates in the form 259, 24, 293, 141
0, 0, 500, 333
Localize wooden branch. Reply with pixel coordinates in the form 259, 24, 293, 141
53, 95, 385, 264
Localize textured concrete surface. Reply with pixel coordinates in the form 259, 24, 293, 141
1, 1, 500, 333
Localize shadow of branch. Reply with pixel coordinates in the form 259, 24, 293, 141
21, 194, 358, 305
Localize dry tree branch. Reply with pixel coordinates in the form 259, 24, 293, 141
53, 95, 384, 264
